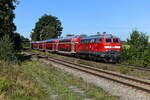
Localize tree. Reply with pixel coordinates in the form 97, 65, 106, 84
66, 34, 75, 37
121, 30, 149, 66
32, 14, 63, 41
0, 35, 17, 62
127, 30, 149, 51
0, 0, 18, 38
0, 0, 19, 62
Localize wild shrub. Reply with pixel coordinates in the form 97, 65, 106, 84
121, 30, 149, 67
143, 48, 150, 67
0, 35, 17, 62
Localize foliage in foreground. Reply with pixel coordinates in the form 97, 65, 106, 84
0, 61, 47, 100
0, 35, 17, 62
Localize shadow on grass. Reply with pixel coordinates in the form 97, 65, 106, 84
16, 54, 32, 62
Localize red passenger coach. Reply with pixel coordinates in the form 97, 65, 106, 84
57, 37, 82, 55
31, 41, 36, 49
42, 41, 46, 50
78, 34, 121, 62
45, 39, 56, 52
38, 41, 43, 50
34, 41, 39, 49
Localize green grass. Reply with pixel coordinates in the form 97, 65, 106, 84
0, 62, 47, 100
0, 56, 119, 100
25, 58, 119, 100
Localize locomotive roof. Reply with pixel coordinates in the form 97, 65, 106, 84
45, 39, 57, 42
81, 34, 118, 40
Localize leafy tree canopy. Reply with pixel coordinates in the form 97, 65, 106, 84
66, 34, 75, 37
0, 0, 18, 38
127, 30, 149, 51
32, 14, 63, 41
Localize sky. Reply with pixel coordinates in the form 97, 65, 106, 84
14, 0, 150, 41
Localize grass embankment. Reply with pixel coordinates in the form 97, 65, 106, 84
30, 50, 150, 80
0, 56, 119, 100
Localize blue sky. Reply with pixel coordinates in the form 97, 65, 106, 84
14, 0, 150, 41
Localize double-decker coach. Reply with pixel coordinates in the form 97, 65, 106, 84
57, 36, 82, 55
45, 39, 57, 52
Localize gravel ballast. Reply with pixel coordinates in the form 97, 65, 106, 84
40, 58, 150, 100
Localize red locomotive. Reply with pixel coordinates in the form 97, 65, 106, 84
31, 33, 121, 63
78, 34, 121, 62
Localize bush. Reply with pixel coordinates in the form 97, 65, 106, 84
121, 30, 149, 66
13, 33, 22, 51
144, 48, 150, 67
0, 35, 17, 62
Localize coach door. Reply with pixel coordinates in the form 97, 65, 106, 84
56, 43, 58, 51
72, 43, 75, 53
43, 43, 46, 50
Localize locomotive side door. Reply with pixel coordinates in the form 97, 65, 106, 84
72, 42, 75, 53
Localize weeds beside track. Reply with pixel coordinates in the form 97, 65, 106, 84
26, 51, 150, 94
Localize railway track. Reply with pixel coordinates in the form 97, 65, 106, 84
26, 52, 150, 94
116, 63, 150, 71
29, 50, 150, 72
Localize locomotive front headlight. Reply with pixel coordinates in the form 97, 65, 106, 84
104, 46, 111, 48
114, 46, 120, 48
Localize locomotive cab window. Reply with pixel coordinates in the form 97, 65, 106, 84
99, 39, 102, 43
113, 38, 119, 43
105, 38, 112, 43
94, 39, 98, 43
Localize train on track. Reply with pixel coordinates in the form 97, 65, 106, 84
31, 33, 121, 63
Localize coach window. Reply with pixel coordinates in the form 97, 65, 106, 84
90, 39, 93, 43
82, 40, 84, 43
81, 40, 84, 43
89, 39, 92, 43
83, 40, 85, 43
86, 40, 88, 43
94, 39, 97, 43
105, 38, 112, 43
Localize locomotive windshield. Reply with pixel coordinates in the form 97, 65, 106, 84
105, 38, 112, 43
113, 38, 119, 43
